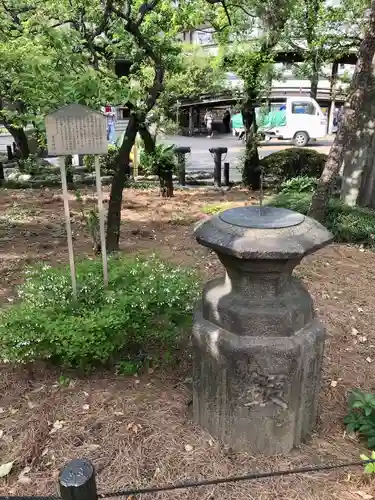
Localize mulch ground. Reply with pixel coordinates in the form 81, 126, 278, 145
0, 186, 374, 500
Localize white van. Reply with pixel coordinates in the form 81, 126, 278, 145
232, 97, 327, 147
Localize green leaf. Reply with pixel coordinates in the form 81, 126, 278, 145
364, 462, 375, 474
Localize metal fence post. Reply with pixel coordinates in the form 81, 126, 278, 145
223, 162, 230, 187
59, 459, 98, 500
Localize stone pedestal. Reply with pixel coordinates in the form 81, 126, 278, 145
192, 206, 333, 455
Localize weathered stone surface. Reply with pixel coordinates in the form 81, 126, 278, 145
193, 312, 325, 455
192, 205, 333, 455
194, 206, 333, 260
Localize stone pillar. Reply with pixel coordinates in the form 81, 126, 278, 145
173, 146, 191, 186
209, 147, 228, 188
192, 206, 333, 455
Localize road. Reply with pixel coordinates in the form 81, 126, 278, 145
163, 134, 333, 182
0, 133, 333, 183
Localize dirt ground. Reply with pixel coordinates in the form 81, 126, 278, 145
1, 186, 375, 500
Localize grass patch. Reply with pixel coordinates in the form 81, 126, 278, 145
0, 255, 200, 370
270, 192, 375, 247
201, 202, 236, 215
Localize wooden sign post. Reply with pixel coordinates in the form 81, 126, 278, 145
45, 104, 109, 297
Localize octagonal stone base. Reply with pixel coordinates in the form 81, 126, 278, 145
192, 308, 326, 455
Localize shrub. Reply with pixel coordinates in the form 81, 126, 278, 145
0, 256, 199, 370
140, 144, 176, 177
18, 155, 44, 176
84, 145, 119, 175
344, 389, 375, 449
100, 145, 119, 175
279, 176, 317, 194
269, 191, 375, 247
261, 148, 327, 183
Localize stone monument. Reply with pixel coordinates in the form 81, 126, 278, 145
192, 206, 333, 455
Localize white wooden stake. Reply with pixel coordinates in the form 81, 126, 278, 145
59, 156, 77, 300
94, 155, 108, 287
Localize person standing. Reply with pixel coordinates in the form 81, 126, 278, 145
223, 109, 231, 133
106, 110, 116, 144
204, 110, 213, 138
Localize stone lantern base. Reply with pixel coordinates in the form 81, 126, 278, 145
193, 311, 325, 455
192, 206, 333, 455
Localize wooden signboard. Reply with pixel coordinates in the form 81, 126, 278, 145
45, 104, 109, 297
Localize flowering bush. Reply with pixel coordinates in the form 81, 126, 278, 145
0, 256, 199, 370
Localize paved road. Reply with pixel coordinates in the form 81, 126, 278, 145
0, 134, 13, 153
163, 134, 333, 182
0, 133, 333, 183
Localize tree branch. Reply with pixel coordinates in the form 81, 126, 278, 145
145, 65, 165, 111
111, 6, 162, 64
226, 2, 255, 18
91, 0, 114, 39
136, 0, 160, 26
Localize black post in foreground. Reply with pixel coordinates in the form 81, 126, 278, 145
173, 146, 191, 186
59, 459, 98, 500
223, 162, 230, 187
209, 147, 228, 188
0, 162, 4, 186
6, 145, 13, 161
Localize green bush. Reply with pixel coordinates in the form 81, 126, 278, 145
18, 155, 44, 176
83, 153, 95, 172
0, 256, 199, 370
261, 148, 327, 182
279, 176, 317, 194
344, 389, 375, 449
84, 145, 119, 175
140, 144, 176, 177
269, 191, 375, 247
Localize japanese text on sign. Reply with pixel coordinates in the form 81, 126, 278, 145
45, 104, 108, 156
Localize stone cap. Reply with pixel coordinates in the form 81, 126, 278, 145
194, 206, 333, 260
209, 147, 228, 154
173, 146, 191, 154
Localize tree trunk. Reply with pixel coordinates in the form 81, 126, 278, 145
310, 62, 319, 100
164, 170, 173, 197
327, 62, 339, 134
139, 124, 155, 153
309, 0, 375, 221
159, 176, 166, 197
106, 113, 138, 252
242, 99, 260, 190
5, 124, 30, 159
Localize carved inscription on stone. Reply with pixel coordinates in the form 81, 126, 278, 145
235, 361, 288, 409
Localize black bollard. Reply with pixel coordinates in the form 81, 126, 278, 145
209, 147, 228, 188
223, 162, 230, 187
59, 459, 98, 500
6, 145, 13, 160
0, 162, 4, 186
173, 146, 191, 186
